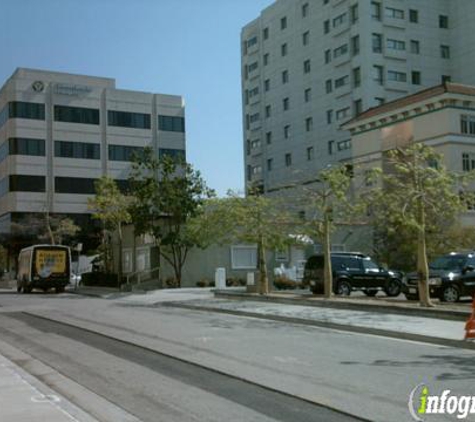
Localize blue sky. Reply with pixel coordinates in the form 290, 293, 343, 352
0, 0, 274, 196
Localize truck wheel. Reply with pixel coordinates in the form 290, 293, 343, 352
384, 279, 402, 297
23, 284, 32, 294
336, 280, 351, 296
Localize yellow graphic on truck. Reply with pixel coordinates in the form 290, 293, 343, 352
35, 249, 67, 278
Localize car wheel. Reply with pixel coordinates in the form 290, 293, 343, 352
336, 280, 351, 296
440, 285, 460, 303
363, 290, 377, 297
385, 279, 402, 297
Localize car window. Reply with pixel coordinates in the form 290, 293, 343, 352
362, 257, 379, 272
341, 257, 361, 271
465, 255, 475, 268
429, 255, 466, 271
332, 257, 346, 269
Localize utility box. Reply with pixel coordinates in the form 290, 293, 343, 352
246, 272, 258, 293
215, 267, 226, 290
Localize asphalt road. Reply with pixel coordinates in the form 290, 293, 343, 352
0, 290, 474, 422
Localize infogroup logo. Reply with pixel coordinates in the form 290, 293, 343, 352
409, 384, 475, 420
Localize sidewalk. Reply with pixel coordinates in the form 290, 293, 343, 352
0, 352, 97, 422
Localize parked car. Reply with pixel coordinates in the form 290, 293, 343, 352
403, 252, 475, 302
303, 252, 403, 297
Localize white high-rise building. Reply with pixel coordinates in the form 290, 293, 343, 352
241, 0, 475, 194
0, 68, 186, 235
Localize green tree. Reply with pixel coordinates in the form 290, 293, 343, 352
199, 188, 297, 294
129, 148, 214, 287
371, 143, 470, 307
298, 165, 356, 299
88, 176, 132, 286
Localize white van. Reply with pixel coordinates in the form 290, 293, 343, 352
17, 245, 71, 293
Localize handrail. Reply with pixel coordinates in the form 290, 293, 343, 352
126, 266, 160, 286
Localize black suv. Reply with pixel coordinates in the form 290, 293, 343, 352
403, 252, 475, 302
303, 252, 403, 297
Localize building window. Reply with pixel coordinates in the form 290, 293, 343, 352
249, 113, 260, 124
372, 33, 382, 53
385, 7, 404, 19
8, 101, 45, 121
108, 145, 144, 161
335, 75, 349, 89
265, 105, 271, 118
267, 158, 273, 171
350, 4, 358, 23
302, 2, 309, 17
55, 177, 96, 194
441, 45, 450, 59
409, 9, 419, 23
307, 146, 314, 161
246, 140, 250, 155
353, 99, 362, 116
324, 20, 330, 34
281, 43, 288, 56
462, 153, 475, 172
326, 110, 333, 124
266, 131, 272, 144
333, 13, 347, 28
333, 44, 348, 58
410, 40, 420, 54
10, 175, 45, 192
375, 97, 385, 106
351, 35, 360, 56
304, 88, 312, 102
371, 2, 381, 20
439, 15, 448, 28
55, 141, 100, 160
158, 115, 185, 132
283, 97, 289, 111
302, 31, 310, 46
9, 138, 45, 156
387, 39, 406, 51
263, 27, 269, 40
373, 65, 384, 85
325, 79, 332, 93
54, 105, 99, 125
336, 107, 350, 120
248, 86, 259, 99
108, 110, 151, 129
247, 36, 258, 49
325, 49, 332, 63
159, 148, 186, 162
231, 246, 257, 269
353, 67, 361, 88
263, 53, 269, 66
264, 79, 270, 91
328, 140, 335, 155
337, 139, 352, 151
461, 115, 475, 135
285, 153, 292, 166
387, 70, 407, 82
281, 16, 287, 30
284, 125, 290, 139
282, 70, 289, 84
442, 75, 452, 84
248, 61, 259, 73
305, 117, 313, 132
412, 71, 421, 85
304, 59, 311, 73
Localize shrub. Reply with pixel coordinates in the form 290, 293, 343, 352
226, 277, 246, 287
274, 275, 297, 290
196, 278, 211, 288
165, 276, 179, 288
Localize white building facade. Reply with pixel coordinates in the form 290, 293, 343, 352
241, 0, 475, 195
0, 68, 186, 234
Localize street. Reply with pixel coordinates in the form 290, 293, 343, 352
0, 289, 473, 422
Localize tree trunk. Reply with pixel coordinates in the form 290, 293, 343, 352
417, 199, 434, 307
323, 213, 333, 299
117, 223, 123, 289
258, 236, 269, 295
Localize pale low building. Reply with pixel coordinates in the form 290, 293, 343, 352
343, 81, 475, 231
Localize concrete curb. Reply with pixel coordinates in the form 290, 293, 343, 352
214, 290, 470, 321
164, 301, 475, 351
